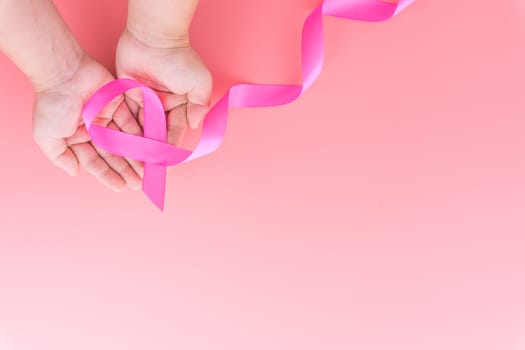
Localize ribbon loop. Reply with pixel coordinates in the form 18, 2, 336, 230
82, 79, 192, 210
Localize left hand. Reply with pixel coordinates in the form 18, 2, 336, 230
116, 29, 213, 146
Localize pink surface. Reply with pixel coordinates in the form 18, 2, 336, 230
1, 0, 525, 349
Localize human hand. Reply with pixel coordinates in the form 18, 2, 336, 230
32, 54, 144, 191
116, 29, 212, 146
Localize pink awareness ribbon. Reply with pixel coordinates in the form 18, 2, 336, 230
82, 0, 415, 211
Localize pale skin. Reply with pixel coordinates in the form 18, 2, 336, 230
0, 0, 211, 191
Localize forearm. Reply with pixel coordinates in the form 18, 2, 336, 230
0, 0, 84, 91
126, 0, 199, 48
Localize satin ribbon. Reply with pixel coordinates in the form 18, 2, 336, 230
82, 0, 415, 210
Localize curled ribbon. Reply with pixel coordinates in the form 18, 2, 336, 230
82, 0, 415, 210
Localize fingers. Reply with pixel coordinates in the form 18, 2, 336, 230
166, 104, 188, 146
123, 86, 145, 109
187, 103, 209, 129
33, 131, 79, 177
156, 90, 188, 111
128, 94, 194, 145
91, 142, 142, 192
70, 142, 127, 192
88, 119, 142, 191
125, 87, 188, 117
102, 122, 144, 189
53, 147, 79, 177
124, 95, 141, 119
186, 72, 212, 129
65, 123, 91, 145
138, 106, 145, 131
112, 100, 145, 178
113, 99, 143, 136
131, 101, 187, 146
65, 101, 143, 190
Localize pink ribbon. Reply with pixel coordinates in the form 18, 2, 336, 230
82, 0, 414, 211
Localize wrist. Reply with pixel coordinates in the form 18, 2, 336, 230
0, 0, 87, 92
124, 25, 190, 49
126, 0, 196, 49
30, 37, 86, 93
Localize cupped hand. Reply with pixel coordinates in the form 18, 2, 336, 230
32, 54, 144, 191
116, 29, 212, 146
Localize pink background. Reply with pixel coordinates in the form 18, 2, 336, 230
1, 0, 525, 349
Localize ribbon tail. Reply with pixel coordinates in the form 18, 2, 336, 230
143, 163, 167, 211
